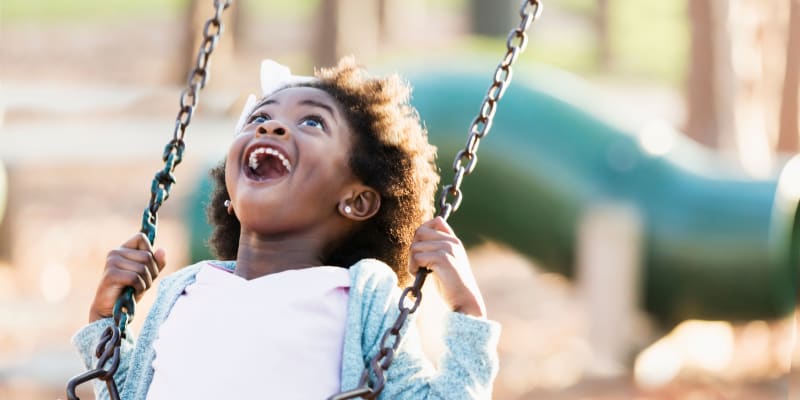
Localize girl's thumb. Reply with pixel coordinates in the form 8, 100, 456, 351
153, 248, 168, 270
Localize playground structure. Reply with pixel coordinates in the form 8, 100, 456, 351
409, 67, 800, 325
184, 65, 800, 326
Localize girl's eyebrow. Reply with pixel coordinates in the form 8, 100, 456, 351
253, 98, 277, 110
252, 98, 337, 120
300, 99, 337, 119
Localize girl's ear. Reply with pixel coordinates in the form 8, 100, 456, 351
339, 186, 381, 221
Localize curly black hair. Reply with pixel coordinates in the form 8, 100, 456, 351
207, 57, 439, 283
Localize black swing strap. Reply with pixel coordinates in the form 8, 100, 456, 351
65, 1, 233, 399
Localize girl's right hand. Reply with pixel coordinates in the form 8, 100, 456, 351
88, 233, 167, 323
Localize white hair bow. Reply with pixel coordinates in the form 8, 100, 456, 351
234, 60, 314, 134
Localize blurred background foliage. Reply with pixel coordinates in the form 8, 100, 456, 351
1, 0, 689, 84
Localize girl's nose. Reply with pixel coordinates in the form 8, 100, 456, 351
256, 120, 289, 137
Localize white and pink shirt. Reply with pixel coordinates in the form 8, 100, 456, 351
146, 262, 351, 400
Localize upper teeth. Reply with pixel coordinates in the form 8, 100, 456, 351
249, 147, 292, 172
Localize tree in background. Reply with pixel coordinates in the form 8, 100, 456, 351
314, 0, 379, 67
685, 0, 720, 148
183, 0, 239, 84
777, 0, 799, 152
685, 0, 796, 176
595, 0, 611, 69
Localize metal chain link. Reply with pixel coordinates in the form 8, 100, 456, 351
329, 1, 542, 399
65, 1, 232, 398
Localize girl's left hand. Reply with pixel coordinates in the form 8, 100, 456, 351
409, 216, 487, 319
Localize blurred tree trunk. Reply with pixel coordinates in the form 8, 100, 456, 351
680, 0, 791, 173
777, 0, 800, 152
315, 0, 339, 67
379, 0, 428, 47
0, 166, 10, 262
685, 0, 721, 147
595, 0, 611, 69
181, 0, 238, 85
725, 0, 788, 175
469, 0, 516, 36
378, 0, 389, 43
314, 0, 380, 67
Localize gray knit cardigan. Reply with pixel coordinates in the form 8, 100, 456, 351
72, 259, 501, 399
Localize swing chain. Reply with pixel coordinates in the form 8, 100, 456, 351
175, 0, 232, 142
331, 1, 542, 399
439, 0, 541, 221
65, 1, 232, 399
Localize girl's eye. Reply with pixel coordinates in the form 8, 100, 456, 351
247, 114, 271, 125
300, 116, 324, 130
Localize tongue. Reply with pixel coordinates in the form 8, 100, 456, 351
254, 156, 286, 180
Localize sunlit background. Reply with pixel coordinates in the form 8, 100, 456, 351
1, 0, 799, 399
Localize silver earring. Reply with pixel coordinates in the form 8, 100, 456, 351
344, 205, 352, 214
224, 199, 234, 215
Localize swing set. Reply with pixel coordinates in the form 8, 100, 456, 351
66, 1, 543, 399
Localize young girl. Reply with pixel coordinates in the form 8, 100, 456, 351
73, 58, 500, 399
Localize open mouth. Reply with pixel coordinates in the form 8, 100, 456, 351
244, 145, 293, 182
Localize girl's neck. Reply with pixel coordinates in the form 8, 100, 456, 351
234, 233, 326, 280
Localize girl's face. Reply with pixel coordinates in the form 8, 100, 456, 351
225, 86, 359, 236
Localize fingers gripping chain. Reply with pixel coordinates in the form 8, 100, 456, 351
65, 1, 232, 399
330, 1, 542, 399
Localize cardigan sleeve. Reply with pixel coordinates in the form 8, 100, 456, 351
360, 271, 501, 400
376, 313, 500, 399
71, 318, 137, 400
